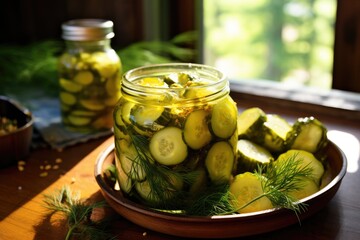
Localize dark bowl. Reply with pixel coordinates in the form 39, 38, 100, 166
0, 96, 33, 167
95, 141, 347, 238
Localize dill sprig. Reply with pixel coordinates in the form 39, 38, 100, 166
185, 183, 235, 216
259, 153, 313, 215
184, 153, 313, 217
127, 129, 196, 209
43, 186, 116, 240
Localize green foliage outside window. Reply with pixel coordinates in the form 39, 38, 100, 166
203, 0, 336, 89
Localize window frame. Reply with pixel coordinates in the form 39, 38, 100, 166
170, 0, 360, 120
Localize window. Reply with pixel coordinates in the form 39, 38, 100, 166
202, 0, 336, 90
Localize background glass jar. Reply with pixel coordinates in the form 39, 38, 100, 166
58, 19, 122, 132
113, 63, 238, 209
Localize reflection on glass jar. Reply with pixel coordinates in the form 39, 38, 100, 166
58, 19, 122, 132
113, 63, 238, 209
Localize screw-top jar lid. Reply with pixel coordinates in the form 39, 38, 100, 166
61, 19, 115, 41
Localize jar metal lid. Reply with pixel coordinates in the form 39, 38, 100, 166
61, 19, 115, 41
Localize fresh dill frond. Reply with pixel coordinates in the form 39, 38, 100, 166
42, 185, 115, 240
185, 183, 235, 216
119, 125, 314, 218
186, 153, 313, 217
127, 130, 196, 209
256, 153, 313, 215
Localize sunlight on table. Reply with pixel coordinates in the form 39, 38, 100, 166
327, 130, 359, 173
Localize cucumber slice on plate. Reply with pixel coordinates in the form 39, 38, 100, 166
236, 139, 273, 173
229, 172, 273, 213
237, 107, 266, 139
275, 149, 325, 185
149, 127, 188, 165
287, 176, 319, 200
286, 116, 328, 153
263, 114, 292, 152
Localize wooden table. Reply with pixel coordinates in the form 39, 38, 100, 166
1, 97, 360, 240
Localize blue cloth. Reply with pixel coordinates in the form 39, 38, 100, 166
28, 97, 112, 150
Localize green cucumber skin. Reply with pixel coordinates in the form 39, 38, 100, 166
149, 127, 188, 166
205, 141, 235, 184
286, 116, 328, 155
183, 110, 213, 150
236, 139, 273, 173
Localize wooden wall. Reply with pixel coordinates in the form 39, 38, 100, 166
332, 0, 360, 92
0, 0, 145, 48
0, 0, 196, 49
1, 0, 359, 93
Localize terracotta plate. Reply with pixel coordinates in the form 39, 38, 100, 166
94, 141, 347, 238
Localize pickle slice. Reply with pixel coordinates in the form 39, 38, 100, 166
229, 172, 273, 213
183, 110, 212, 150
92, 116, 112, 129
105, 76, 120, 96
131, 105, 164, 127
149, 127, 188, 166
60, 78, 83, 93
80, 99, 105, 111
71, 110, 96, 116
67, 115, 91, 126
210, 96, 238, 139
136, 77, 167, 87
74, 71, 94, 85
115, 153, 133, 194
60, 92, 76, 105
205, 141, 234, 184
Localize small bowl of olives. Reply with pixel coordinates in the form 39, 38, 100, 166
0, 96, 33, 168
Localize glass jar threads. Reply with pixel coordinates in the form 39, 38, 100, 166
113, 63, 238, 209
58, 19, 122, 132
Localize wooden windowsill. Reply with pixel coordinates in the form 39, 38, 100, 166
230, 79, 360, 121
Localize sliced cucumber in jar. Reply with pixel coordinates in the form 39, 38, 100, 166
131, 105, 164, 127
135, 77, 167, 87
59, 78, 83, 93
114, 104, 125, 127
121, 102, 135, 125
74, 71, 94, 85
135, 180, 161, 204
135, 171, 184, 205
113, 124, 130, 141
236, 139, 273, 173
67, 115, 91, 126
60, 92, 77, 105
117, 139, 146, 181
210, 96, 238, 139
80, 99, 105, 111
189, 168, 208, 195
286, 116, 328, 154
205, 141, 234, 184
114, 153, 133, 194
183, 110, 212, 150
149, 127, 188, 166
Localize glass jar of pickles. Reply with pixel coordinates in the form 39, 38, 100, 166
58, 19, 122, 132
113, 63, 238, 209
